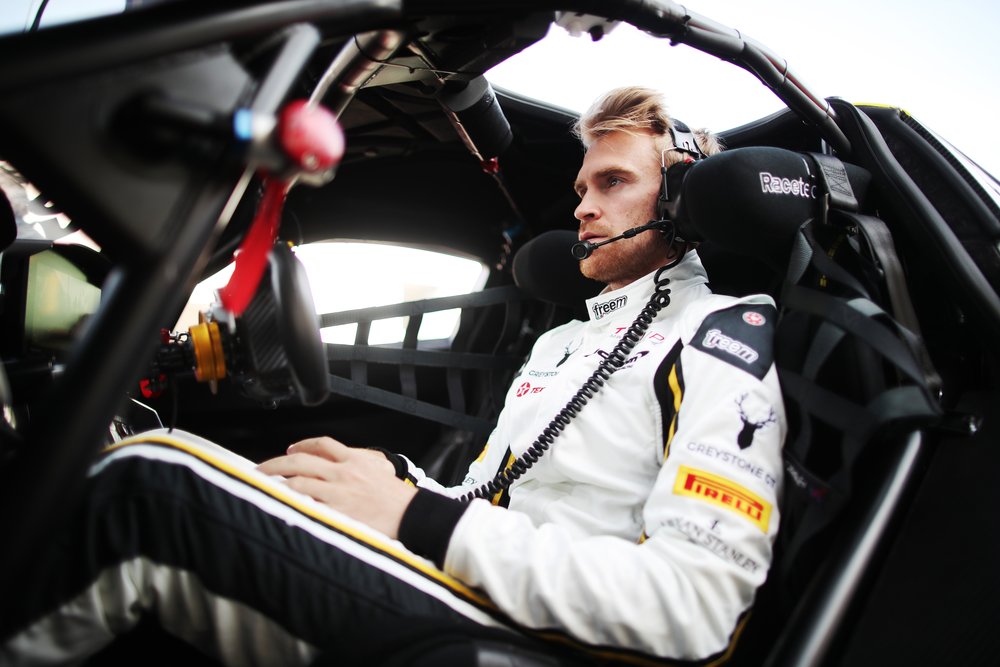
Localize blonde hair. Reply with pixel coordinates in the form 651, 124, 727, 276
573, 86, 722, 163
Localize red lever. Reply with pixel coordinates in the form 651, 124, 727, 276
217, 101, 344, 316
278, 100, 345, 174
217, 178, 288, 316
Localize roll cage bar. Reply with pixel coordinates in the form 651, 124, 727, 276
0, 0, 850, 154
403, 0, 851, 153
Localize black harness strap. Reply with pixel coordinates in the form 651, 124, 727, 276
842, 210, 943, 393
773, 154, 943, 599
799, 221, 872, 297
782, 285, 931, 389
809, 151, 860, 215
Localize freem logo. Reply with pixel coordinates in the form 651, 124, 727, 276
673, 465, 772, 532
701, 329, 759, 364
592, 295, 627, 320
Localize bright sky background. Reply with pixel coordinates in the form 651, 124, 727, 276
3, 0, 997, 175
487, 0, 1000, 177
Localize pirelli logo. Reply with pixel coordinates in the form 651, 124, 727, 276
674, 465, 772, 532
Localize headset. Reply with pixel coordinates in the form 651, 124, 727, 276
656, 120, 705, 235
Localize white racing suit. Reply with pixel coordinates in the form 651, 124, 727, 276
401, 251, 786, 660
0, 251, 785, 666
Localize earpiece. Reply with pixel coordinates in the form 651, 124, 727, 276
656, 121, 705, 225
653, 121, 707, 260
656, 158, 671, 222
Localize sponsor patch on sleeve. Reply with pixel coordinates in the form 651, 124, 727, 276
692, 304, 776, 379
673, 465, 772, 532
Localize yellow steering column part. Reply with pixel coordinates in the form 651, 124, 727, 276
189, 315, 227, 383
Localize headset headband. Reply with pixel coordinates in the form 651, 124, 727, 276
668, 120, 706, 160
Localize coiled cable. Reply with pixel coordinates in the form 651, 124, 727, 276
461, 266, 674, 502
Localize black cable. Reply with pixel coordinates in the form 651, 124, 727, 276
29, 0, 51, 32
168, 380, 178, 433
461, 265, 675, 502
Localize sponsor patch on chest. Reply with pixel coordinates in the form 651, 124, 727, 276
692, 304, 776, 379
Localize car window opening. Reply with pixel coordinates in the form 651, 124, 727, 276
176, 241, 489, 346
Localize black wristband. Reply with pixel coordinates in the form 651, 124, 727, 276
398, 488, 468, 569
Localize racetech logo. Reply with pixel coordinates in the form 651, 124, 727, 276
759, 172, 816, 199
673, 465, 772, 532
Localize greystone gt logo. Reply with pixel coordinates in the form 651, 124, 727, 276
759, 172, 816, 199
592, 295, 627, 320
702, 329, 759, 364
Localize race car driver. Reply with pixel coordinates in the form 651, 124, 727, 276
1, 86, 786, 665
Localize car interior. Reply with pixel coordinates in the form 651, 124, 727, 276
0, 1, 998, 665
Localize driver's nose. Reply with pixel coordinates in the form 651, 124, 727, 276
574, 191, 599, 224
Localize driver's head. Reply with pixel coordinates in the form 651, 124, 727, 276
572, 87, 721, 290
574, 86, 721, 160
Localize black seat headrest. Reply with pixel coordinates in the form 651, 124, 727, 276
512, 229, 603, 312
672, 147, 871, 272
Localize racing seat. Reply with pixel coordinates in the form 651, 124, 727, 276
665, 147, 943, 664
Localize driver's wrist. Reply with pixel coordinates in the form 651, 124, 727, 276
367, 446, 408, 480
397, 488, 467, 568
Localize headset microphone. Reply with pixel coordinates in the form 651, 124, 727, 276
570, 220, 671, 260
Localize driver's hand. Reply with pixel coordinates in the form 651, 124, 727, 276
256, 436, 417, 539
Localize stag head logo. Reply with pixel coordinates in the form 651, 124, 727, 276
735, 393, 776, 450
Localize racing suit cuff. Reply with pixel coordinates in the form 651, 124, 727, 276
397, 488, 467, 568
367, 447, 408, 480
